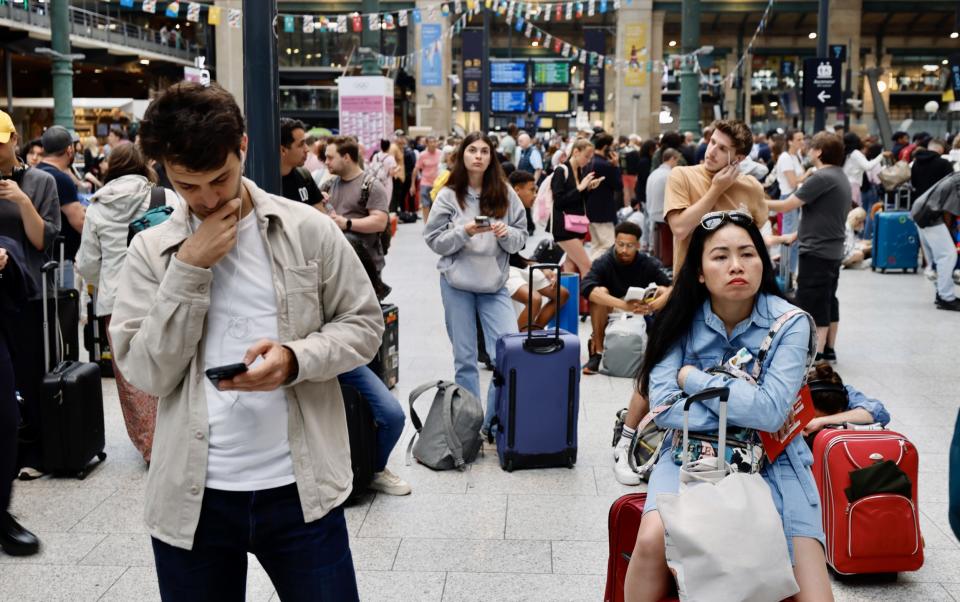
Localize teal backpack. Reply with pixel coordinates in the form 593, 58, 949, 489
127, 186, 173, 247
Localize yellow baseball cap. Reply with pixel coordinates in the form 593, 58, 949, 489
0, 110, 14, 144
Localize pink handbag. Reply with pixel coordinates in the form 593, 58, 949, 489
563, 213, 590, 234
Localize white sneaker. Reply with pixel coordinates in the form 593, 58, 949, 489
369, 468, 412, 496
613, 442, 641, 486
925, 267, 937, 281
953, 270, 960, 285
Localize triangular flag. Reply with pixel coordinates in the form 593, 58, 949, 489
303, 15, 314, 33
514, 17, 523, 31
120, 0, 133, 7
575, 2, 583, 18
284, 15, 295, 33
454, 0, 462, 14
165, 1, 179, 18
337, 15, 347, 33
441, 3, 450, 16
485, 0, 493, 8
398, 9, 408, 26
368, 14, 380, 30
543, 33, 552, 47
466, 0, 476, 10
412, 8, 421, 23
564, 3, 572, 20
351, 13, 362, 32
587, 0, 595, 16
524, 22, 532, 37
141, 0, 156, 14
562, 42, 570, 56
579, 49, 587, 64
384, 13, 394, 30
186, 2, 200, 22
553, 38, 562, 53
227, 8, 241, 28
599, 0, 607, 12
207, 5, 220, 25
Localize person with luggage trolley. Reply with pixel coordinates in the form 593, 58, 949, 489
623, 210, 832, 602
110, 82, 383, 601
424, 131, 529, 438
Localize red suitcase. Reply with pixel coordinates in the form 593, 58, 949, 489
604, 493, 679, 602
811, 428, 924, 575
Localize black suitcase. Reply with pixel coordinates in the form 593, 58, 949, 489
340, 384, 377, 503
82, 286, 114, 377
39, 261, 106, 479
368, 304, 399, 389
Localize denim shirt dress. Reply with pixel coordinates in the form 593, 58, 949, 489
643, 293, 825, 562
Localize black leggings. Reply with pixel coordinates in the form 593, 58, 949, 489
0, 336, 18, 514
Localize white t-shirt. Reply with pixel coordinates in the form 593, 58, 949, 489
775, 152, 804, 196
192, 210, 296, 491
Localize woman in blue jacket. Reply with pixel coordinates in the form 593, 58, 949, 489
623, 211, 833, 602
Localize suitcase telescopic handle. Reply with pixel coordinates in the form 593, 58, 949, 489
523, 263, 564, 354
681, 387, 730, 467
40, 261, 60, 371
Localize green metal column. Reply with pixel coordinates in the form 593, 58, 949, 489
678, 0, 700, 134
51, 0, 75, 129
361, 0, 380, 52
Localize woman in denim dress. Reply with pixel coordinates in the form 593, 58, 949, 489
624, 211, 833, 602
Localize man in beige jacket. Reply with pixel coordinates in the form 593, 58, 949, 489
109, 82, 382, 601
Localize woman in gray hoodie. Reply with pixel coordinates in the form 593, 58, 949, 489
76, 144, 174, 463
424, 132, 528, 433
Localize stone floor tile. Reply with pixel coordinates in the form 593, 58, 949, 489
350, 537, 402, 571
98, 567, 160, 602
79, 533, 154, 567
0, 532, 105, 565
832, 581, 953, 602
897, 548, 960, 583
506, 495, 610, 541
358, 493, 507, 539
343, 496, 374, 538
392, 538, 551, 573
70, 489, 149, 534
441, 572, 605, 601
464, 464, 597, 496
551, 540, 608, 575
356, 570, 445, 602
0, 564, 126, 601
7, 486, 116, 533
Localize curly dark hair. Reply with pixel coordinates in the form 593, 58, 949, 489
138, 82, 246, 172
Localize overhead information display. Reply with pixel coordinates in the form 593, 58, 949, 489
532, 90, 570, 113
533, 62, 570, 86
491, 90, 528, 112
490, 62, 528, 85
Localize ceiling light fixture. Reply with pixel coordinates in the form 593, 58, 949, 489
808, 32, 817, 39
668, 40, 677, 47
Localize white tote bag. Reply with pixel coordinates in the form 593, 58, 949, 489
657, 387, 799, 602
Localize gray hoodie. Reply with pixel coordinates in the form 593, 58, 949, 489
424, 185, 528, 293
76, 175, 176, 314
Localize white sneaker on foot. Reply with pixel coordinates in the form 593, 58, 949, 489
369, 468, 412, 496
613, 442, 641, 486
953, 269, 960, 285
925, 267, 937, 281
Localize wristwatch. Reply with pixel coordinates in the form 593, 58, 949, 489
345, 218, 353, 232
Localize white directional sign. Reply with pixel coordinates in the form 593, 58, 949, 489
803, 58, 842, 108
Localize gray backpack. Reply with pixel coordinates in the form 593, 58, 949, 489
405, 381, 484, 471
600, 315, 647, 378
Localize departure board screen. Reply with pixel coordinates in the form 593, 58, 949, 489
533, 62, 570, 86
490, 62, 528, 85
532, 90, 570, 113
491, 90, 528, 112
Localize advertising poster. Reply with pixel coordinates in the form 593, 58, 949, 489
462, 29, 484, 111
421, 24, 443, 87
338, 77, 394, 159
623, 23, 647, 87
583, 29, 605, 112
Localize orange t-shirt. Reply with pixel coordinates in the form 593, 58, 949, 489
663, 164, 768, 269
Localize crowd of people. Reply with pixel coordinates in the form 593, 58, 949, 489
0, 77, 956, 600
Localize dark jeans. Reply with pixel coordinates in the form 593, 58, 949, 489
152, 483, 358, 602
337, 365, 405, 472
0, 336, 17, 514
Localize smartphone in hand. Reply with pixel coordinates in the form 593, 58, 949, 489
205, 363, 248, 387
474, 215, 491, 228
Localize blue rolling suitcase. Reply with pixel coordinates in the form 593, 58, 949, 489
547, 272, 580, 334
872, 211, 919, 274
492, 264, 580, 472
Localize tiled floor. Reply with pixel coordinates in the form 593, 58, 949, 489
3, 221, 959, 601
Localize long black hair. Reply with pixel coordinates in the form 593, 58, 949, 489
843, 132, 862, 158
636, 218, 785, 397
446, 131, 510, 218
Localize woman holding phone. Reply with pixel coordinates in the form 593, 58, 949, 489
424, 132, 528, 435
551, 138, 603, 276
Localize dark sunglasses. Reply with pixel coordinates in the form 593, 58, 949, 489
700, 210, 753, 231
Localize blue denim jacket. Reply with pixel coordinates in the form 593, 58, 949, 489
650, 293, 820, 506
845, 385, 891, 426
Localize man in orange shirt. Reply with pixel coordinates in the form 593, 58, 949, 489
663, 119, 768, 269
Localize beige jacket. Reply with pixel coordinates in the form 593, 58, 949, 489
109, 178, 383, 550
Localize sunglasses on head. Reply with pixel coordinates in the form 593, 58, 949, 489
700, 210, 753, 231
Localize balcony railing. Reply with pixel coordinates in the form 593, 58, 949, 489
0, 2, 202, 63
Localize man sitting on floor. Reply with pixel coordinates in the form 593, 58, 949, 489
581, 221, 672, 375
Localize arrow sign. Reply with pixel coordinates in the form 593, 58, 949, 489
802, 57, 842, 108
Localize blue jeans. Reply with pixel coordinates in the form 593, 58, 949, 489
439, 277, 518, 428
338, 365, 405, 472
780, 197, 800, 277
152, 483, 358, 602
